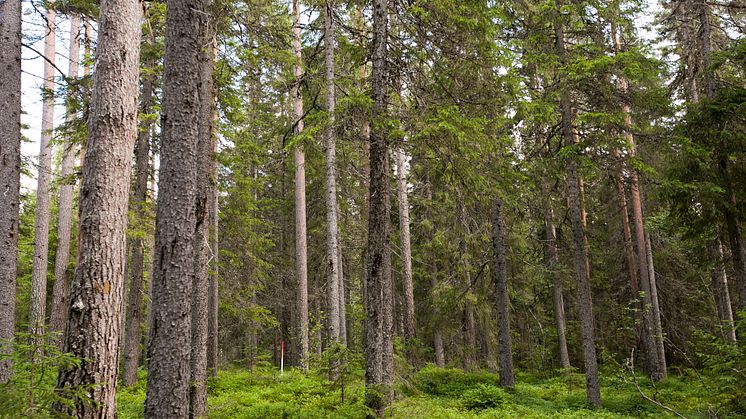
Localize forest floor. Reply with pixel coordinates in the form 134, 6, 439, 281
117, 364, 735, 418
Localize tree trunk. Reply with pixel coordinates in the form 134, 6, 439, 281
53, 0, 141, 414
291, 0, 310, 372
121, 52, 156, 388
0, 0, 22, 384
189, 23, 216, 418
395, 148, 415, 340
29, 4, 57, 336
324, 1, 340, 345
711, 239, 737, 343
645, 233, 667, 378
365, 0, 391, 413
491, 198, 514, 387
207, 68, 220, 379
611, 23, 664, 382
554, 14, 601, 407
145, 0, 204, 414
337, 213, 348, 346
49, 15, 81, 345
545, 205, 570, 369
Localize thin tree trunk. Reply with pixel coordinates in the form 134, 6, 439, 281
365, 0, 391, 413
554, 13, 601, 407
337, 214, 347, 346
49, 15, 81, 345
291, 0, 310, 372
121, 53, 156, 388
145, 0, 204, 414
711, 239, 737, 343
611, 22, 664, 382
612, 149, 640, 301
29, 4, 57, 336
207, 68, 220, 378
491, 198, 514, 387
189, 19, 216, 418
645, 233, 667, 377
53, 0, 141, 413
0, 0, 22, 383
324, 0, 340, 345
545, 205, 570, 369
395, 148, 415, 341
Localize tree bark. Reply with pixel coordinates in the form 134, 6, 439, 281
49, 15, 82, 345
554, 13, 601, 407
645, 233, 667, 377
395, 148, 415, 341
491, 198, 514, 387
291, 0, 310, 372
145, 0, 204, 414
29, 4, 57, 336
365, 0, 391, 414
53, 0, 141, 414
324, 0, 341, 345
189, 23, 216, 418
121, 52, 156, 388
337, 210, 347, 346
0, 0, 22, 384
544, 205, 570, 369
711, 239, 737, 343
207, 66, 220, 379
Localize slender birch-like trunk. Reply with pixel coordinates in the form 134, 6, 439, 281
395, 148, 415, 340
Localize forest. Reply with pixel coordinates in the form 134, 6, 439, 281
0, 0, 745, 417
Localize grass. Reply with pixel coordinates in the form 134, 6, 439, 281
116, 366, 736, 418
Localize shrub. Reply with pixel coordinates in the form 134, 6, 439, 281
460, 383, 510, 411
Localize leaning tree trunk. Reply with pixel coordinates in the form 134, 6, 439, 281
544, 205, 570, 369
121, 53, 156, 388
395, 148, 415, 341
645, 233, 667, 376
145, 0, 204, 414
365, 0, 391, 414
291, 0, 310, 372
554, 13, 601, 407
53, 0, 141, 414
711, 239, 737, 343
49, 15, 81, 345
29, 4, 57, 337
0, 0, 22, 384
323, 1, 341, 345
491, 198, 514, 387
189, 21, 216, 418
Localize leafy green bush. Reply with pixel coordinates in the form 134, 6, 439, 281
414, 365, 501, 397
460, 383, 510, 411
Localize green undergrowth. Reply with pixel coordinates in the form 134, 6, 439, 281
117, 365, 737, 418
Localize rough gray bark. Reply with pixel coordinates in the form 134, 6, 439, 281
291, 0, 309, 372
711, 239, 737, 343
0, 0, 22, 384
554, 14, 601, 407
53, 0, 141, 414
29, 4, 57, 336
145, 0, 204, 414
323, 1, 341, 345
645, 233, 667, 376
491, 199, 514, 387
207, 59, 220, 379
395, 148, 415, 340
189, 24, 216, 418
544, 205, 570, 369
49, 15, 81, 344
121, 53, 156, 388
365, 0, 391, 414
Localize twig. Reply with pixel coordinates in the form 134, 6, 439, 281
624, 350, 688, 419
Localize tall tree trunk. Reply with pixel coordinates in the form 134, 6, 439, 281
145, 0, 204, 414
491, 198, 514, 387
545, 205, 570, 369
337, 212, 347, 346
189, 23, 216, 418
291, 0, 310, 372
207, 67, 220, 378
425, 179, 445, 367
711, 239, 737, 343
395, 148, 415, 340
554, 14, 601, 407
121, 52, 156, 388
611, 22, 664, 382
53, 0, 141, 413
49, 15, 82, 345
645, 233, 667, 377
0, 0, 22, 384
29, 4, 57, 336
324, 0, 341, 345
365, 0, 391, 414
